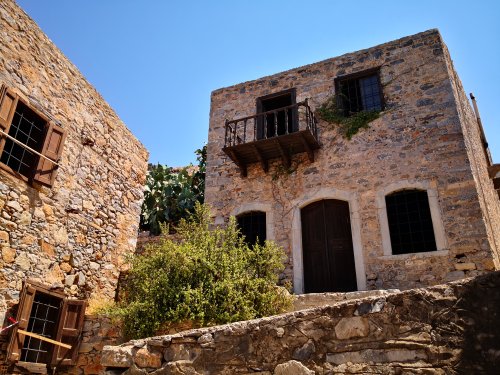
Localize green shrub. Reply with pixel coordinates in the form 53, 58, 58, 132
317, 95, 380, 139
115, 203, 292, 339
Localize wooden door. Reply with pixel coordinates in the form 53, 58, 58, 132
301, 200, 357, 293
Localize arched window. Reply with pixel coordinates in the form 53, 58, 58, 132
385, 189, 437, 255
236, 211, 266, 247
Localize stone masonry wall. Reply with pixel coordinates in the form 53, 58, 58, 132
441, 42, 500, 268
0, 0, 148, 315
101, 270, 500, 374
205, 29, 499, 291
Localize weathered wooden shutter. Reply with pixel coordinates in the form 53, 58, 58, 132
7, 284, 36, 362
33, 121, 66, 186
51, 299, 86, 366
0, 86, 18, 155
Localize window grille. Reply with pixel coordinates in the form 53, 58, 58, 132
0, 101, 45, 178
337, 72, 383, 115
385, 189, 437, 255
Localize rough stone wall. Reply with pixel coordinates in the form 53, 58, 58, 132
0, 0, 148, 314
101, 270, 500, 374
440, 42, 500, 268
205, 29, 498, 291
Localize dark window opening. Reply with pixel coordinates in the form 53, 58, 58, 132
0, 101, 45, 178
21, 292, 61, 364
256, 89, 297, 139
336, 71, 382, 116
385, 189, 437, 255
237, 211, 266, 247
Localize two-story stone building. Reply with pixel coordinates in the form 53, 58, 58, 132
0, 0, 148, 372
206, 29, 500, 294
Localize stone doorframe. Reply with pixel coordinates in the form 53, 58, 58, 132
291, 188, 366, 294
231, 202, 275, 241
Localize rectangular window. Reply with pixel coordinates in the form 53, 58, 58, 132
7, 281, 86, 369
335, 70, 383, 116
237, 211, 266, 247
0, 85, 66, 186
256, 89, 297, 139
385, 189, 437, 255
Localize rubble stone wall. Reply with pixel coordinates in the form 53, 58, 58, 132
101, 270, 500, 374
205, 29, 499, 291
0, 0, 148, 315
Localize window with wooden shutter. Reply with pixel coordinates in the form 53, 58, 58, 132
6, 284, 36, 362
51, 300, 86, 366
0, 84, 66, 187
7, 282, 86, 368
33, 121, 66, 186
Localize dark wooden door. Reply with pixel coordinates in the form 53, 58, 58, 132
301, 199, 357, 293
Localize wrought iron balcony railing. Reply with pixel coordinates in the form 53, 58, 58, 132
222, 100, 320, 177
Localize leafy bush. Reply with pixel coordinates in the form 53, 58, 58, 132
317, 95, 380, 139
141, 146, 206, 234
115, 203, 292, 339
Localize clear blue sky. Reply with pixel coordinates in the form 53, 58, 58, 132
16, 0, 500, 166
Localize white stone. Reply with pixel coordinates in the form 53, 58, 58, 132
274, 360, 314, 375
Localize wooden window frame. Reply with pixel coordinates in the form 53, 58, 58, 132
7, 281, 86, 369
255, 88, 298, 140
334, 68, 384, 116
0, 84, 66, 187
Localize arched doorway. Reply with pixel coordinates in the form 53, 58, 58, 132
301, 199, 357, 293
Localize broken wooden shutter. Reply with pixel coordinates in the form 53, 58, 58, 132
7, 284, 36, 362
51, 299, 86, 366
0, 86, 18, 154
33, 121, 66, 186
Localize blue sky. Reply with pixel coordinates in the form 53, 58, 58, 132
16, 0, 500, 166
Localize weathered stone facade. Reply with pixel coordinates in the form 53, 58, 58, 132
101, 270, 500, 374
205, 29, 500, 292
0, 0, 148, 371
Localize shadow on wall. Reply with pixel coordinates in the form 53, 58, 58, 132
455, 272, 500, 374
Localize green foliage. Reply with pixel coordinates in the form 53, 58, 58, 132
141, 146, 206, 235
115, 203, 292, 339
317, 95, 380, 139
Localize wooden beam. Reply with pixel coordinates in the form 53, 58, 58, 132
252, 145, 268, 173
274, 139, 291, 168
225, 148, 247, 177
299, 133, 314, 162
17, 329, 72, 349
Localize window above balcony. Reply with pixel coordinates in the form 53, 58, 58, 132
223, 92, 320, 177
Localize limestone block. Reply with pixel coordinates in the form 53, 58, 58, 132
455, 263, 476, 271
14, 253, 30, 270
274, 360, 314, 375
326, 348, 427, 364
18, 211, 31, 226
101, 345, 134, 367
134, 348, 162, 369
292, 340, 315, 361
40, 240, 55, 257
54, 226, 69, 245
6, 200, 22, 211
0, 231, 9, 242
334, 317, 369, 340
60, 262, 72, 273
154, 361, 200, 375
2, 246, 15, 263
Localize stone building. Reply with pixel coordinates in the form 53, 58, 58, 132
206, 29, 500, 294
0, 0, 148, 372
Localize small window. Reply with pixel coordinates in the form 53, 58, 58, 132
237, 211, 266, 247
385, 189, 437, 255
336, 70, 383, 116
256, 89, 297, 139
7, 281, 86, 369
0, 85, 66, 186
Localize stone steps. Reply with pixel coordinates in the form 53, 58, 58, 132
292, 289, 400, 311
